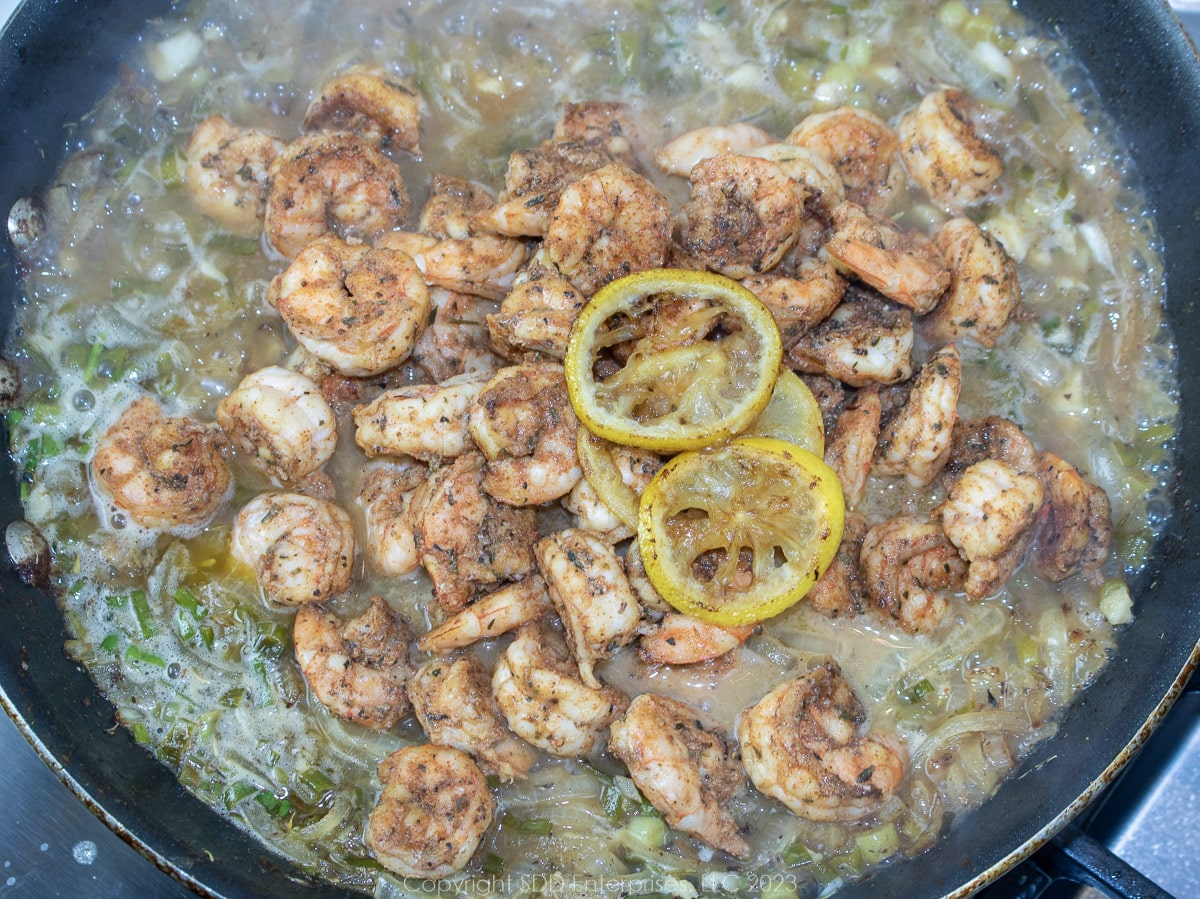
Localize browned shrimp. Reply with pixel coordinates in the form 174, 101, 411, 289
874, 344, 962, 487
1033, 451, 1114, 583
787, 288, 914, 387
859, 514, 966, 634
553, 100, 642, 168
742, 257, 846, 346
806, 511, 870, 619
898, 88, 1004, 213
787, 107, 906, 214
924, 217, 1021, 348
303, 65, 422, 153
184, 114, 285, 236
823, 388, 882, 509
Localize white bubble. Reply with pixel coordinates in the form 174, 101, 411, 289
72, 841, 98, 866
38, 843, 48, 853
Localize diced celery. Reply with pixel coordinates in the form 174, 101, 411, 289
855, 822, 899, 865
626, 814, 668, 849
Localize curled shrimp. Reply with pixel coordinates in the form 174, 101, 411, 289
678, 154, 805, 279
91, 396, 231, 530
293, 596, 414, 730
231, 492, 356, 606
356, 459, 427, 578
1033, 451, 1114, 584
418, 173, 496, 240
183, 114, 285, 236
748, 142, 846, 217
268, 234, 430, 377
941, 415, 1041, 490
737, 658, 908, 823
874, 344, 962, 487
742, 257, 846, 345
544, 162, 672, 295
410, 288, 502, 383
787, 288, 914, 387
536, 528, 642, 688
366, 744, 494, 880
217, 366, 337, 487
806, 511, 870, 620
824, 388, 882, 510
924, 217, 1021, 348
653, 122, 775, 177
553, 100, 642, 169
486, 256, 585, 360
466, 363, 583, 506
787, 107, 906, 214
898, 88, 1004, 213
352, 371, 491, 462
563, 478, 634, 544
609, 693, 749, 857
264, 132, 411, 258
303, 65, 422, 153
491, 620, 629, 757
416, 575, 554, 654
639, 613, 756, 667
375, 229, 528, 302
859, 514, 966, 634
409, 656, 537, 783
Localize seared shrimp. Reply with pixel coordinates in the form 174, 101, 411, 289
941, 416, 1041, 491
491, 620, 629, 756
417, 575, 554, 653
536, 529, 642, 688
859, 515, 966, 634
1033, 451, 1113, 584
231, 492, 356, 606
486, 256, 585, 360
418, 174, 497, 240
303, 65, 422, 153
787, 288, 914, 387
375, 230, 528, 302
898, 88, 1004, 213
92, 396, 231, 530
366, 744, 494, 880
217, 366, 336, 487
825, 202, 950, 313
563, 478, 633, 544
749, 143, 846, 217
356, 459, 427, 578
466, 363, 583, 506
639, 613, 756, 667
824, 388, 882, 510
874, 344, 962, 487
183, 114, 285, 236
544, 162, 672, 296
268, 234, 430, 377
653, 123, 775, 177
737, 658, 907, 823
410, 451, 539, 612
264, 132, 410, 258
937, 458, 1043, 599
806, 511, 870, 619
787, 107, 906, 214
293, 596, 414, 730
678, 154, 805, 280
742, 257, 846, 345
924, 217, 1020, 348
410, 288, 502, 382
352, 371, 490, 462
409, 656, 537, 782
609, 693, 749, 857
553, 100, 642, 169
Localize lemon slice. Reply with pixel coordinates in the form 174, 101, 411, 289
637, 436, 845, 626
576, 429, 643, 530
564, 268, 783, 452
743, 367, 825, 456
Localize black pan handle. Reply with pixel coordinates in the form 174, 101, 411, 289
1036, 823, 1176, 899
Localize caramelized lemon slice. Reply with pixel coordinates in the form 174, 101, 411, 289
743, 367, 825, 456
637, 437, 845, 626
564, 269, 783, 453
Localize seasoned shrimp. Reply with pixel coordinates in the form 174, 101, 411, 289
609, 693, 749, 857
472, 140, 613, 238
639, 613, 756, 667
941, 416, 1041, 491
624, 539, 673, 615
486, 256, 585, 360
787, 288, 914, 387
352, 371, 490, 462
924, 217, 1021, 348
898, 88, 1004, 213
267, 234, 430, 377
563, 478, 633, 543
678, 154, 805, 279
742, 257, 846, 345
824, 201, 950, 313
303, 65, 422, 153
1033, 451, 1114, 584
737, 658, 908, 823
748, 142, 846, 217
410, 451, 539, 612
375, 229, 528, 302
535, 528, 642, 687
264, 132, 411, 258
410, 288, 503, 382
356, 459, 427, 577
553, 100, 642, 169
806, 511, 870, 619
653, 123, 775, 177
183, 114, 285, 236
217, 366, 336, 487
787, 107, 906, 214
231, 492, 356, 606
92, 396, 231, 530
859, 515, 966, 634
544, 162, 672, 296
409, 656, 537, 782
491, 620, 629, 756
418, 173, 496, 240
293, 596, 414, 730
466, 363, 583, 506
937, 458, 1043, 599
366, 744, 494, 880
416, 575, 554, 653
874, 344, 962, 487
824, 388, 882, 510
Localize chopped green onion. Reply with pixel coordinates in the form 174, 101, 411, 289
342, 855, 384, 871
626, 814, 668, 849
124, 644, 166, 668
130, 589, 156, 638
176, 610, 197, 642
99, 634, 120, 653
173, 586, 207, 620
1016, 634, 1040, 669
223, 780, 259, 810
481, 852, 505, 876
255, 790, 292, 819
159, 146, 183, 188
6, 408, 25, 432
298, 768, 335, 796
901, 678, 934, 704
829, 3, 848, 14
855, 822, 899, 865
130, 722, 151, 743
106, 593, 127, 609
198, 625, 215, 651
783, 837, 812, 867
502, 812, 552, 835
206, 232, 261, 256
